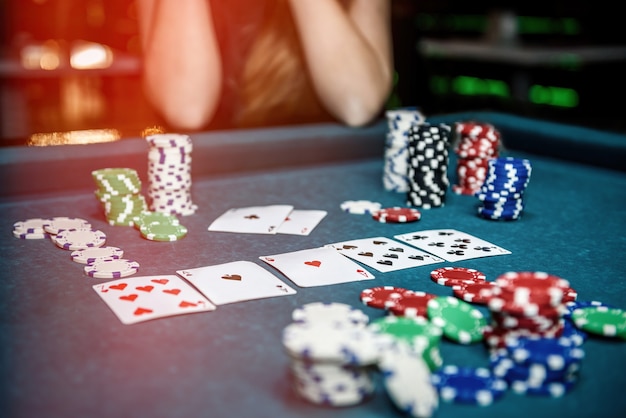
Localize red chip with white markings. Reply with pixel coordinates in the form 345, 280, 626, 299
453, 281, 497, 304
430, 267, 487, 287
360, 286, 414, 309
387, 291, 438, 318
372, 207, 421, 223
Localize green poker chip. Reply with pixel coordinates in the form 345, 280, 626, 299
132, 211, 180, 230
427, 296, 486, 344
140, 223, 188, 241
571, 306, 626, 339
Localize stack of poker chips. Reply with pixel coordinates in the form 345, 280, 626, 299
476, 157, 531, 220
382, 108, 426, 192
483, 272, 585, 397
406, 123, 452, 209
92, 168, 148, 226
145, 133, 197, 216
281, 302, 389, 407
452, 121, 501, 195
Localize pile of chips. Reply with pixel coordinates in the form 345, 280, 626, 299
145, 133, 197, 216
476, 157, 532, 220
92, 168, 148, 226
282, 301, 440, 416
406, 123, 452, 209
382, 108, 426, 193
12, 216, 140, 279
452, 121, 501, 195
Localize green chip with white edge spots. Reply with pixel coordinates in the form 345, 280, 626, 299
427, 296, 486, 344
140, 223, 188, 241
571, 306, 626, 339
133, 211, 180, 230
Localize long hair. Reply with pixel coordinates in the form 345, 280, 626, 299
235, 2, 329, 127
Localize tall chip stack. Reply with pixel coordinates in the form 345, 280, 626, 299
475, 157, 531, 221
383, 108, 426, 192
406, 123, 452, 209
452, 121, 501, 195
145, 133, 197, 216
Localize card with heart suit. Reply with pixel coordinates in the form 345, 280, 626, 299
275, 209, 327, 236
93, 275, 216, 325
394, 229, 511, 262
325, 236, 445, 272
260, 247, 375, 287
176, 261, 296, 305
207, 205, 294, 234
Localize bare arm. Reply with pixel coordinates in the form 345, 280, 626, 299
136, 0, 222, 130
288, 0, 394, 126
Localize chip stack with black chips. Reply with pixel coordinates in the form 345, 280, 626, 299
406, 123, 452, 209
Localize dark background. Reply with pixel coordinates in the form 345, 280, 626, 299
1, 0, 625, 146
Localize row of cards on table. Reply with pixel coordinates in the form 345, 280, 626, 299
94, 229, 511, 324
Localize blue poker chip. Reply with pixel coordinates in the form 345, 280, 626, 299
505, 335, 585, 371
490, 349, 581, 384
563, 300, 611, 318
431, 365, 507, 406
510, 375, 577, 397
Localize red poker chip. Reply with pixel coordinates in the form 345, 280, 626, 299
387, 291, 437, 318
452, 281, 497, 304
430, 267, 487, 287
487, 296, 567, 318
360, 286, 413, 309
372, 207, 421, 223
492, 271, 571, 307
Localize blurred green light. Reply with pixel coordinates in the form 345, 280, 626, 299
529, 85, 579, 107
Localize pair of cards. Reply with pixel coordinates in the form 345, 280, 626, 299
207, 205, 327, 236
93, 261, 297, 325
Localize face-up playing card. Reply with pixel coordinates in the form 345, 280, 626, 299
275, 209, 327, 236
394, 229, 511, 262
176, 261, 296, 305
259, 247, 375, 287
207, 205, 294, 234
93, 275, 216, 325
325, 237, 445, 272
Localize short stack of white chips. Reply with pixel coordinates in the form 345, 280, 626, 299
145, 133, 197, 216
383, 108, 426, 193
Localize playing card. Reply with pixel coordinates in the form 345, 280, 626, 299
93, 275, 216, 325
275, 209, 327, 236
325, 236, 444, 272
394, 229, 511, 262
207, 205, 294, 234
176, 261, 296, 305
260, 247, 375, 287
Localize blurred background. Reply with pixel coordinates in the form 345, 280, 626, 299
1, 0, 625, 146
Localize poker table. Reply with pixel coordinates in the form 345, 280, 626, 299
1, 111, 625, 418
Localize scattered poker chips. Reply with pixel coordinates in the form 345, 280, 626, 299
12, 218, 51, 239
71, 246, 124, 265
406, 123, 452, 209
52, 228, 107, 251
92, 168, 148, 226
427, 296, 487, 344
452, 121, 501, 196
84, 257, 140, 279
43, 216, 92, 234
386, 291, 438, 318
145, 133, 197, 216
360, 286, 416, 310
372, 207, 421, 223
430, 267, 486, 287
476, 157, 532, 221
431, 365, 507, 406
340, 200, 382, 215
383, 108, 426, 193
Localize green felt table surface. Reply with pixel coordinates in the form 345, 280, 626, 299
1, 113, 625, 418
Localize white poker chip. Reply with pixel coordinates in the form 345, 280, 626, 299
13, 218, 49, 234
379, 342, 439, 418
292, 302, 369, 327
71, 246, 124, 264
282, 322, 392, 365
52, 228, 107, 251
43, 217, 91, 234
340, 200, 382, 215
84, 257, 140, 279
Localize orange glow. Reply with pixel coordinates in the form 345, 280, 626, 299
28, 129, 121, 146
20, 40, 61, 70
70, 41, 113, 70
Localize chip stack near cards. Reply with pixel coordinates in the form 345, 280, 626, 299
145, 133, 197, 216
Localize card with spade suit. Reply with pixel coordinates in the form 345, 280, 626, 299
176, 261, 296, 305
325, 236, 445, 273
93, 275, 216, 325
394, 229, 511, 262
207, 205, 294, 234
259, 247, 375, 287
